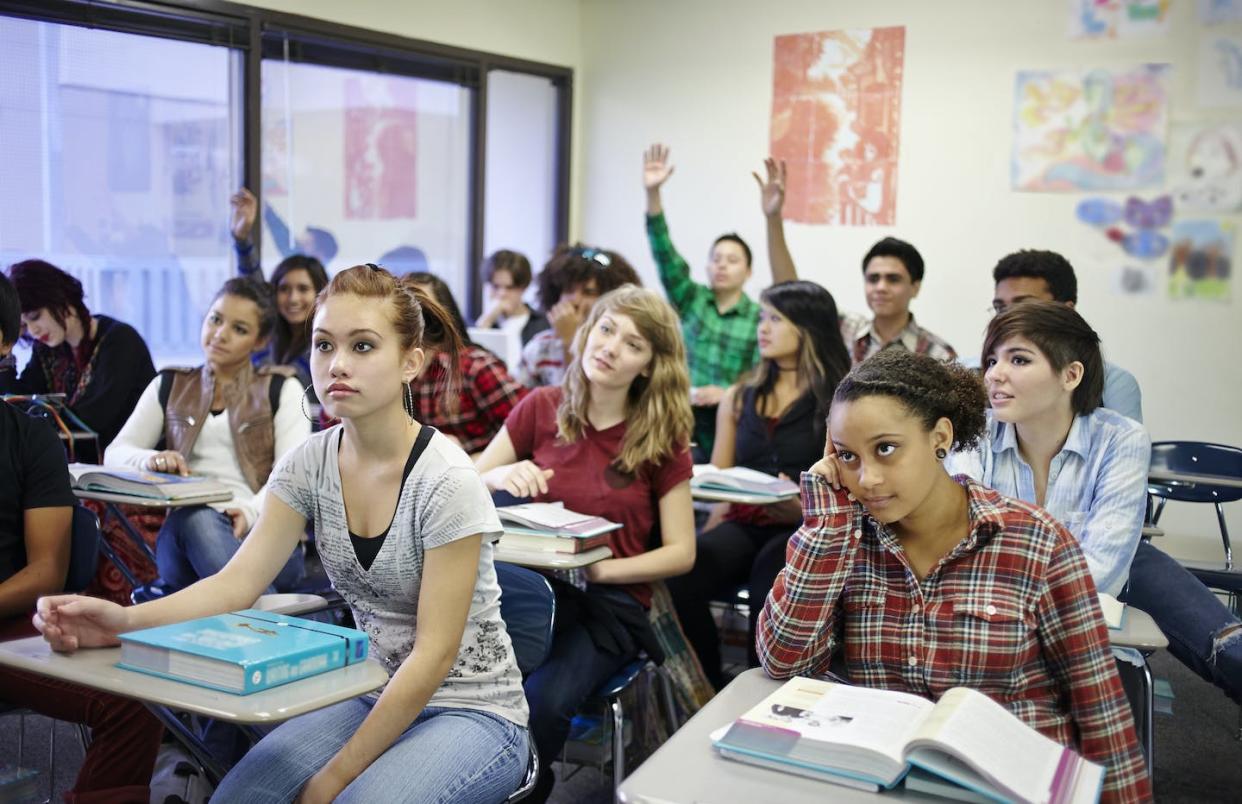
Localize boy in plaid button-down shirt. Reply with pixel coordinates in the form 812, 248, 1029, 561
644, 144, 761, 458
758, 350, 1150, 803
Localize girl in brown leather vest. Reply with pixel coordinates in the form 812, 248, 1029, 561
105, 278, 310, 595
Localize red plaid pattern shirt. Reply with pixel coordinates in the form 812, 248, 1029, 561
839, 311, 957, 366
413, 345, 528, 454
758, 473, 1151, 803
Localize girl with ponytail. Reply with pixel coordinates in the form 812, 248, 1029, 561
756, 348, 1151, 803
35, 264, 530, 803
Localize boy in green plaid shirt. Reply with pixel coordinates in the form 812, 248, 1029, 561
644, 144, 760, 458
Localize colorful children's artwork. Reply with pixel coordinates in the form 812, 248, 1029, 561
1076, 195, 1173, 258
1199, 0, 1242, 25
1170, 123, 1242, 212
770, 27, 905, 225
1199, 33, 1242, 107
1169, 220, 1233, 301
1069, 0, 1172, 38
1013, 64, 1169, 192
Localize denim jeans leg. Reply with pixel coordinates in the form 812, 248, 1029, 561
338, 708, 528, 804
212, 697, 370, 803
1121, 541, 1242, 703
156, 506, 237, 592
523, 620, 637, 802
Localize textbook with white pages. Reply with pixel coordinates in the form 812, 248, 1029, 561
495, 502, 622, 539
691, 465, 800, 499
711, 676, 1103, 803
1097, 593, 1126, 631
67, 463, 231, 502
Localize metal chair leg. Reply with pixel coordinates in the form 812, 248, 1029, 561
610, 697, 625, 793
1141, 657, 1155, 769
1215, 503, 1233, 569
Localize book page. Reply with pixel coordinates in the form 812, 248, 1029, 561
496, 502, 589, 528
908, 687, 1064, 800
740, 678, 934, 765
1097, 593, 1125, 630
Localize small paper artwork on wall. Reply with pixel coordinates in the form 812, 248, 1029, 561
1170, 123, 1242, 212
1069, 0, 1172, 39
1169, 220, 1233, 301
1199, 0, 1242, 25
1199, 33, 1242, 107
769, 26, 904, 226
1012, 64, 1170, 192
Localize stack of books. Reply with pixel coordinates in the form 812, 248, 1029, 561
496, 502, 621, 554
118, 609, 370, 695
691, 465, 800, 500
711, 676, 1103, 802
68, 463, 231, 503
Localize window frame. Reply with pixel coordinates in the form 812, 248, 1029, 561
0, 0, 573, 316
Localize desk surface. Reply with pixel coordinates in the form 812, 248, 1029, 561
1148, 469, 1242, 491
0, 636, 387, 724
493, 544, 612, 569
1111, 607, 1167, 652
73, 489, 233, 508
619, 668, 924, 803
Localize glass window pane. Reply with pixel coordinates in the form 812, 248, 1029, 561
260, 58, 472, 304
483, 69, 559, 310
0, 16, 243, 366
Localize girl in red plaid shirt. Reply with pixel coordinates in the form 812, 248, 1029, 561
757, 349, 1151, 802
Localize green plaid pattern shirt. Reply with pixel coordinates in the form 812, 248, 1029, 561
646, 213, 760, 388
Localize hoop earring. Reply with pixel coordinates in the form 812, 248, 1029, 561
300, 384, 316, 423
402, 381, 415, 424
935, 447, 947, 460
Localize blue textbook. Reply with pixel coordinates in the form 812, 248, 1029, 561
118, 610, 369, 695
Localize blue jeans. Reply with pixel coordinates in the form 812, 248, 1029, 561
523, 586, 641, 802
1120, 540, 1242, 703
156, 506, 304, 594
212, 701, 528, 803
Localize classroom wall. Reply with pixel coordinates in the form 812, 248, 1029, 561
575, 0, 1242, 558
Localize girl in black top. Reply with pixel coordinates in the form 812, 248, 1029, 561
668, 280, 849, 689
0, 260, 155, 460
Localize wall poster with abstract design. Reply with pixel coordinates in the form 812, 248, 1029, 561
1012, 64, 1170, 192
1069, 0, 1172, 39
1169, 219, 1233, 301
769, 26, 905, 226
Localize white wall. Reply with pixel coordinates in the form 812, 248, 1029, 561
576, 0, 1242, 558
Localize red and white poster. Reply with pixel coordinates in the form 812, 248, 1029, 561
344, 75, 419, 220
770, 27, 905, 226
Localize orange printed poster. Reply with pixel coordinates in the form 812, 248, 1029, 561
770, 27, 905, 226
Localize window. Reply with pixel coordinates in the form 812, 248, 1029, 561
259, 57, 472, 305
0, 15, 243, 365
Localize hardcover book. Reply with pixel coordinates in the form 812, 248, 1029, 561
68, 463, 231, 502
118, 609, 369, 695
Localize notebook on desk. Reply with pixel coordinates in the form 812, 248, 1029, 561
68, 463, 230, 503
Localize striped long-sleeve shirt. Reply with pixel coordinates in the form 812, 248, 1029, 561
757, 473, 1151, 803
944, 408, 1150, 597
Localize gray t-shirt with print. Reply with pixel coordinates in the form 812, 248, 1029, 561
267, 426, 528, 727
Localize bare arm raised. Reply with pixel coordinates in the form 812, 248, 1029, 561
753, 158, 799, 284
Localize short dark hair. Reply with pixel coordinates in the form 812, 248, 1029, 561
833, 349, 987, 451
483, 250, 533, 288
537, 244, 641, 311
861, 238, 924, 283
712, 233, 752, 267
7, 259, 91, 332
215, 277, 278, 339
982, 300, 1104, 415
405, 271, 471, 343
992, 250, 1078, 304
0, 272, 20, 348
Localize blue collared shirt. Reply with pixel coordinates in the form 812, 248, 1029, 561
945, 408, 1150, 596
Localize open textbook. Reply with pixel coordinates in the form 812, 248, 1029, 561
691, 465, 800, 499
67, 463, 231, 502
712, 677, 1103, 803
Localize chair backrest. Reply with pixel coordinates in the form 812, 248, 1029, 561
1149, 441, 1242, 504
66, 505, 101, 593
494, 561, 555, 676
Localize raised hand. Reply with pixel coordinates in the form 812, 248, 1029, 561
752, 157, 787, 218
643, 143, 675, 191
230, 187, 259, 241
34, 595, 129, 653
